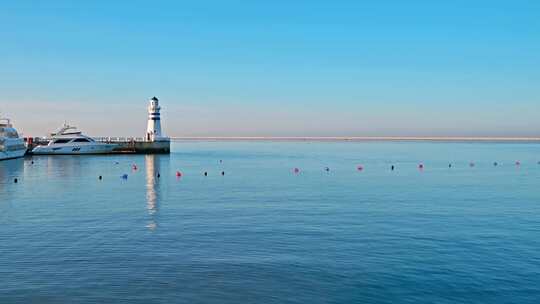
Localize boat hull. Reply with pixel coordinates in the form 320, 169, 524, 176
31, 143, 118, 155
0, 148, 27, 161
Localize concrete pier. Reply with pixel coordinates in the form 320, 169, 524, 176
107, 139, 171, 154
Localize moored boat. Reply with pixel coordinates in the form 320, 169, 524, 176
0, 116, 27, 161
31, 124, 117, 155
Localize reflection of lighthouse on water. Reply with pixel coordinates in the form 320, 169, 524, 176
145, 154, 160, 230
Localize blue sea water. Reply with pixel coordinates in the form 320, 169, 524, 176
1, 141, 540, 303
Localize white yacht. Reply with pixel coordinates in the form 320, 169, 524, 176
32, 124, 118, 155
0, 116, 27, 161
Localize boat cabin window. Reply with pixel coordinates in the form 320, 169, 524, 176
53, 139, 72, 144
0, 128, 19, 138
72, 138, 91, 143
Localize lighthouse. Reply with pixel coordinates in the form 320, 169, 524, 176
146, 96, 166, 142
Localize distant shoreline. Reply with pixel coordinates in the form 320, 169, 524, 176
170, 137, 540, 143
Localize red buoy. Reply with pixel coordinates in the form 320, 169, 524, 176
176, 171, 182, 177
132, 164, 138, 170
357, 165, 364, 171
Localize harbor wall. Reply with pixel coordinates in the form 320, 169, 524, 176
112, 140, 171, 154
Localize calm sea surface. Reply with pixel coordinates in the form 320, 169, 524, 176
1, 141, 540, 303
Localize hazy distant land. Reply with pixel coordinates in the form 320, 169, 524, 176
171, 137, 540, 143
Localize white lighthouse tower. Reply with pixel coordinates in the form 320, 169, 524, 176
146, 96, 167, 142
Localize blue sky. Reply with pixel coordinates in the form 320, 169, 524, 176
0, 0, 539, 137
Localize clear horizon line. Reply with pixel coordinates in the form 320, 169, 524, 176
169, 136, 540, 142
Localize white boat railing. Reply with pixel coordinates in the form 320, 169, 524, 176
93, 137, 146, 143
